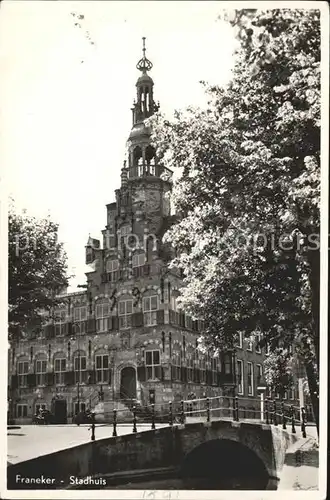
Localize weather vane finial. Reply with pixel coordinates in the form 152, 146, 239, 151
136, 36, 153, 73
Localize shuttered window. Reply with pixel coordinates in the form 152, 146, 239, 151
237, 360, 244, 395
54, 358, 66, 385
36, 360, 47, 386
17, 361, 29, 387
119, 300, 133, 329
145, 350, 161, 380
95, 354, 109, 383
74, 355, 87, 383
143, 295, 158, 326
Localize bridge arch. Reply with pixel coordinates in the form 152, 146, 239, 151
180, 438, 269, 490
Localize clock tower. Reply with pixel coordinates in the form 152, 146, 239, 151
112, 38, 172, 263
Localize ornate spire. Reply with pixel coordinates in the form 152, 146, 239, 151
136, 37, 153, 74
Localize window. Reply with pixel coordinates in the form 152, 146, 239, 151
170, 296, 177, 311
138, 158, 143, 177
54, 309, 67, 336
172, 351, 181, 380
149, 158, 156, 176
36, 359, 47, 386
146, 146, 156, 175
256, 364, 263, 386
74, 402, 86, 415
255, 333, 262, 353
290, 388, 295, 400
211, 358, 217, 385
106, 259, 119, 281
223, 353, 232, 374
106, 259, 119, 272
73, 306, 87, 334
143, 295, 158, 326
247, 362, 254, 396
96, 300, 110, 332
246, 337, 253, 351
95, 354, 109, 383
54, 358, 66, 385
17, 404, 28, 418
284, 391, 288, 400
120, 225, 131, 244
119, 299, 133, 329
187, 356, 194, 382
17, 361, 29, 387
132, 253, 145, 267
200, 358, 206, 384
145, 350, 161, 380
104, 223, 116, 248
74, 355, 87, 383
237, 360, 244, 395
237, 332, 243, 349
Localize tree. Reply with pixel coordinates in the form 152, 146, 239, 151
8, 203, 70, 341
150, 9, 320, 430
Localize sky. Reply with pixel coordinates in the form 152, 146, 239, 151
1, 1, 238, 291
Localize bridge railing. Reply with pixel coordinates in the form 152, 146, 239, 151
88, 395, 314, 441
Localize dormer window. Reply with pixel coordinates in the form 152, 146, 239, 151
54, 309, 67, 337
106, 259, 119, 282
132, 253, 145, 267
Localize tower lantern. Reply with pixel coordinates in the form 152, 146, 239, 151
127, 37, 161, 180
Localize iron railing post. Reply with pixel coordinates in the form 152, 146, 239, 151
273, 399, 278, 426
235, 396, 239, 422
169, 401, 173, 427
301, 407, 306, 438
90, 412, 95, 441
290, 405, 296, 433
180, 400, 185, 425
112, 409, 117, 437
132, 406, 137, 433
206, 397, 210, 422
265, 397, 269, 424
151, 403, 156, 430
281, 401, 286, 430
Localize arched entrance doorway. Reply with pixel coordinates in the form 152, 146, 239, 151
120, 366, 137, 400
51, 397, 67, 424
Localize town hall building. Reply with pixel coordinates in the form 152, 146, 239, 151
9, 40, 269, 424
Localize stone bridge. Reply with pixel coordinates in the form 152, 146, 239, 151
8, 418, 301, 490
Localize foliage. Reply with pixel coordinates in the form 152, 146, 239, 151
149, 8, 320, 398
8, 202, 70, 341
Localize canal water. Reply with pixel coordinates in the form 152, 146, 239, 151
103, 469, 269, 490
